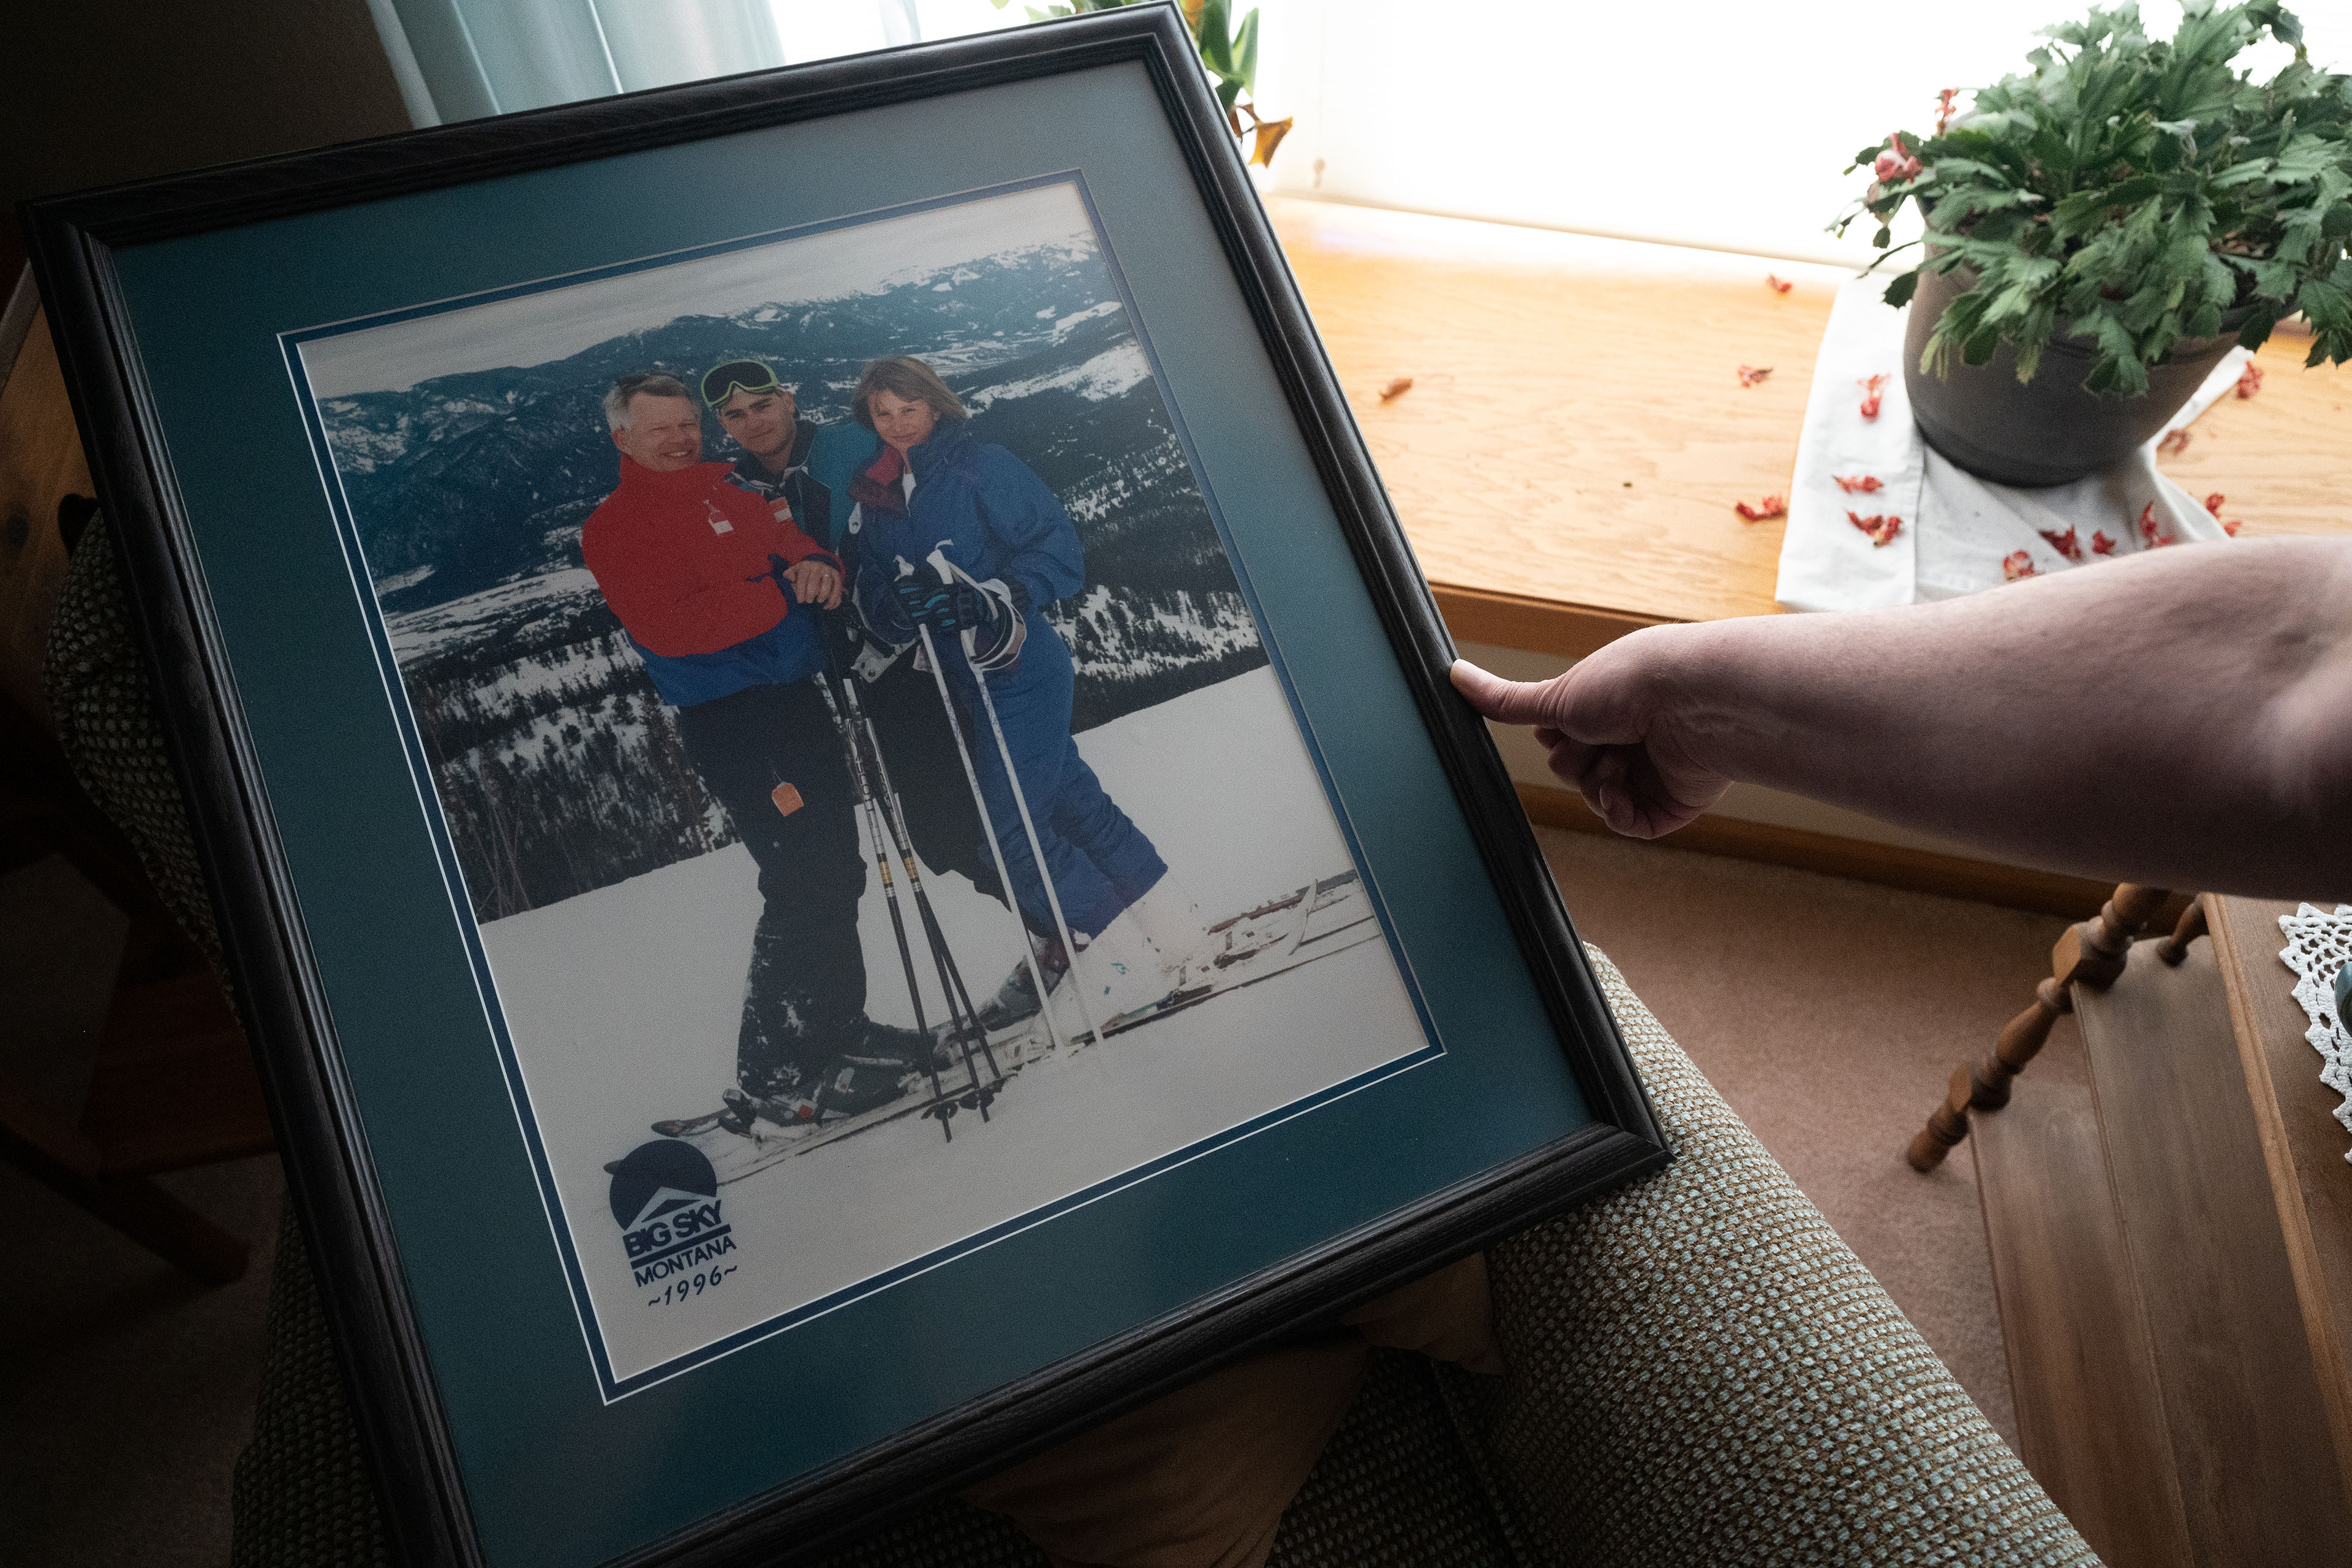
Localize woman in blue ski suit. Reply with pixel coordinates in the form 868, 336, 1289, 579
845, 355, 1167, 946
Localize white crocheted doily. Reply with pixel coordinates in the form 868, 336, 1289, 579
2278, 904, 2352, 1163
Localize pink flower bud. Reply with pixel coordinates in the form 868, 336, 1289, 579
1873, 134, 1923, 183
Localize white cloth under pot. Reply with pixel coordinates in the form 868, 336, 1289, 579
1775, 273, 2247, 612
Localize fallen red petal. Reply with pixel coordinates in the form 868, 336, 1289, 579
1857, 374, 1888, 420
2002, 551, 2037, 581
1847, 510, 1902, 546
2157, 428, 2192, 456
1737, 364, 1774, 387
1734, 495, 1788, 522
2223, 518, 2244, 536
2091, 530, 2117, 556
1833, 474, 1883, 494
1766, 274, 1794, 295
2236, 362, 2264, 399
2038, 526, 2082, 562
2204, 492, 2225, 516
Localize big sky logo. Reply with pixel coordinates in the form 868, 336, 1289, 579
606, 1140, 736, 1288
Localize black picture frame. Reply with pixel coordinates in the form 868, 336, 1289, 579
23, 8, 1668, 1566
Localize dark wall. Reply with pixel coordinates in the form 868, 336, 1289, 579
2, 0, 410, 225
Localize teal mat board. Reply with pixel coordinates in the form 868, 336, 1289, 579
108, 62, 1591, 1568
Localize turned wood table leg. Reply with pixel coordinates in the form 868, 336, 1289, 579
2052, 882, 2171, 989
1908, 883, 2169, 1171
1909, 981, 2075, 1170
1909, 1065, 1980, 1172
2158, 895, 2209, 967
1971, 978, 2075, 1110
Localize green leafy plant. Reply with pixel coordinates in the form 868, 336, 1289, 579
990, 0, 1292, 164
1835, 0, 2352, 398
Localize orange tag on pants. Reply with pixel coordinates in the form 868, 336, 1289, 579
771, 782, 803, 817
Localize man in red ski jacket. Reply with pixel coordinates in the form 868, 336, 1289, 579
582, 371, 923, 1126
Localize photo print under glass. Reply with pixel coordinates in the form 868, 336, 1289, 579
286, 176, 1438, 1396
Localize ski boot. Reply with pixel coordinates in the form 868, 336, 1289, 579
813, 1037, 921, 1119
1127, 878, 1211, 982
718, 1085, 818, 1136
977, 933, 1069, 1032
813, 1057, 915, 1119
1074, 911, 1178, 1024
1077, 882, 1213, 1025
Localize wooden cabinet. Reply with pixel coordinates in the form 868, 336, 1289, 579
1970, 897, 2352, 1565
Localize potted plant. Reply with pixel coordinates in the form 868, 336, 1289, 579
1836, 1, 2351, 486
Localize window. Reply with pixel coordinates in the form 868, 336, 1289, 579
375, 0, 2345, 265
1253, 0, 2342, 266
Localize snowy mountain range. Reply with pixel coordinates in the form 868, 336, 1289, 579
316, 240, 1268, 920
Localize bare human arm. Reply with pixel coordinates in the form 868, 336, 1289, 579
1450, 537, 2352, 900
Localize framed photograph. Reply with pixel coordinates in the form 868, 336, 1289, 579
27, 7, 1666, 1564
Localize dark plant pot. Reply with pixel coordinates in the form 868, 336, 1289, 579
1901, 263, 2244, 488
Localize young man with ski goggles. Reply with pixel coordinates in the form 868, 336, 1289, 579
701, 357, 1053, 1035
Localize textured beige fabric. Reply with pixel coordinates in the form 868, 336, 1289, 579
1474, 951, 2098, 1567
230, 1207, 393, 1568
40, 526, 224, 979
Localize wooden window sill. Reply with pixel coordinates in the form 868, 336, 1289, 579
1273, 196, 2350, 914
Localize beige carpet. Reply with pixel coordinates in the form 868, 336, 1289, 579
0, 829, 2059, 1561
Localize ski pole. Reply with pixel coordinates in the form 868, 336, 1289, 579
810, 673, 952, 1139
750, 557, 950, 1129
837, 675, 1003, 1097
899, 556, 1070, 1061
829, 668, 995, 1113
924, 547, 1101, 1049
812, 608, 996, 1108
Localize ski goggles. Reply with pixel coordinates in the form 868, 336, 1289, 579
700, 359, 783, 407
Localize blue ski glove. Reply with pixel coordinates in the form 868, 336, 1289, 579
894, 576, 1022, 635
892, 575, 954, 631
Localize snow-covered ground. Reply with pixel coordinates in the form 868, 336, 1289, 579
475, 665, 1430, 1386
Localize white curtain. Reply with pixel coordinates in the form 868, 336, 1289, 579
369, 0, 1011, 121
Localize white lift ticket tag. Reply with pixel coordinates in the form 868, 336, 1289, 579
704, 500, 733, 535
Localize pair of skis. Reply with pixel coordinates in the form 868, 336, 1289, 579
654, 867, 1387, 1186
